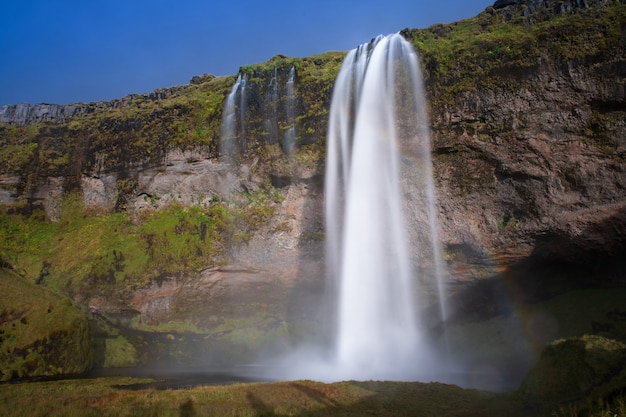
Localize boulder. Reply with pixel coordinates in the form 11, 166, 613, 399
519, 335, 626, 404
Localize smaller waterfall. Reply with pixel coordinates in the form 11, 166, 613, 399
220, 73, 248, 158
220, 74, 242, 157
265, 68, 279, 144
239, 73, 248, 151
283, 66, 296, 154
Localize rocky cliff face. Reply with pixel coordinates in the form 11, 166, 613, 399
432, 55, 626, 284
0, 0, 625, 378
0, 86, 188, 126
494, 0, 618, 14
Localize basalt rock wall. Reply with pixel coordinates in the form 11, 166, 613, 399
0, 86, 189, 126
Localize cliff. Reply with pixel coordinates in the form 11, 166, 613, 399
0, 86, 188, 126
0, 0, 625, 383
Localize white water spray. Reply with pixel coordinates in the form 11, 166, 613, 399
323, 33, 448, 380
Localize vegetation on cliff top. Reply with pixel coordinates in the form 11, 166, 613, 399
405, 0, 626, 108
1, 2, 623, 184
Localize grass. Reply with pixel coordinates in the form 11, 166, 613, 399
405, 2, 626, 108
0, 269, 92, 380
0, 377, 527, 417
520, 335, 626, 404
1, 2, 625, 412
0, 49, 342, 185
102, 336, 138, 368
0, 189, 293, 371
0, 372, 624, 416
554, 397, 626, 417
0, 187, 282, 296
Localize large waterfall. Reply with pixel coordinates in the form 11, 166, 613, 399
219, 34, 450, 383
323, 33, 448, 380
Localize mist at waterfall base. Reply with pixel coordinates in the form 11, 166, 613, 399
263, 33, 457, 384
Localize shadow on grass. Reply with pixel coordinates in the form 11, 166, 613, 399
246, 391, 278, 416
179, 398, 197, 417
241, 380, 529, 417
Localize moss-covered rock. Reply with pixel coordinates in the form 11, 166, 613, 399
0, 269, 93, 381
519, 335, 626, 405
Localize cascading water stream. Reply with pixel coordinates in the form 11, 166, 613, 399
283, 66, 296, 154
324, 33, 448, 380
265, 68, 279, 144
220, 73, 248, 157
239, 73, 248, 150
220, 74, 242, 157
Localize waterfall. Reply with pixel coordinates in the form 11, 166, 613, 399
324, 33, 448, 380
239, 73, 248, 151
265, 68, 279, 144
220, 73, 248, 157
220, 74, 242, 157
283, 66, 296, 154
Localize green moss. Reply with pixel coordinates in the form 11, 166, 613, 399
139, 202, 235, 273
103, 336, 137, 368
404, 2, 626, 107
519, 335, 626, 404
0, 269, 93, 380
0, 142, 38, 173
210, 313, 290, 352
0, 184, 284, 301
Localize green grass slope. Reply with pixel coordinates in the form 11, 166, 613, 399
0, 268, 92, 380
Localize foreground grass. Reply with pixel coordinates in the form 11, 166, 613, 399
0, 377, 526, 417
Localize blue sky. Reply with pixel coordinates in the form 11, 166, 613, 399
0, 0, 493, 106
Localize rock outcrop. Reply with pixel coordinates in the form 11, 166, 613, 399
494, 0, 622, 13
432, 54, 626, 290
0, 86, 186, 126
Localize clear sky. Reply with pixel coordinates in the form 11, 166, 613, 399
0, 0, 493, 106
